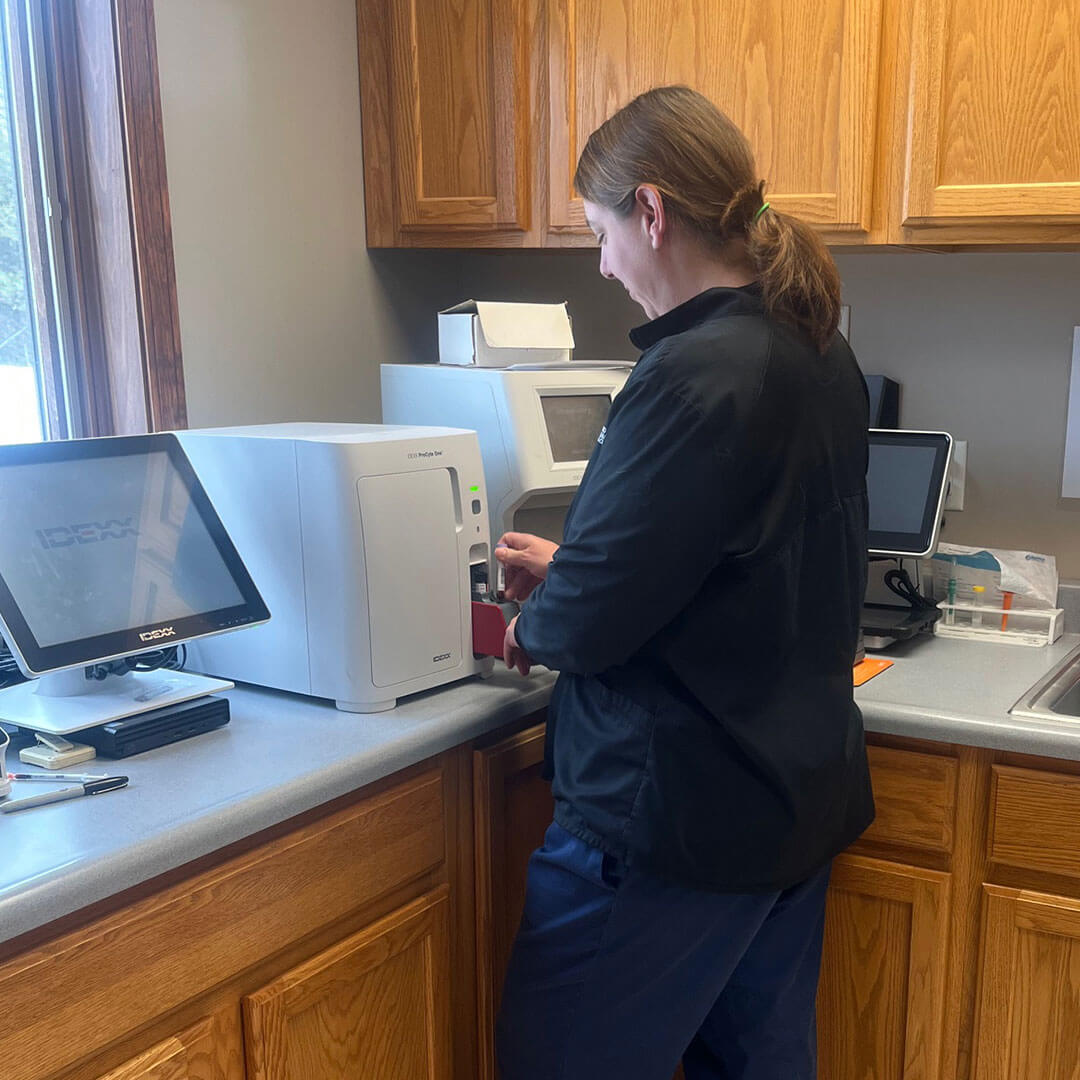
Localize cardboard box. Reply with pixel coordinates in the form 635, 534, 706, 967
438, 300, 575, 367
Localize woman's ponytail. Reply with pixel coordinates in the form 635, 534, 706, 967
576, 86, 844, 355
746, 204, 842, 355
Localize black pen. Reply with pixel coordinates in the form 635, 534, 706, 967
0, 776, 128, 813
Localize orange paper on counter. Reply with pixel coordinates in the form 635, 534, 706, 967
853, 658, 893, 686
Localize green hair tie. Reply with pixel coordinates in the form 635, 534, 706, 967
754, 201, 771, 222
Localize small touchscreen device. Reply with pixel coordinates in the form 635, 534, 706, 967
867, 430, 953, 558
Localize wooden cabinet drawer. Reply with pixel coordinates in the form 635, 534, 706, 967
0, 769, 446, 1080
989, 765, 1080, 881
858, 745, 958, 855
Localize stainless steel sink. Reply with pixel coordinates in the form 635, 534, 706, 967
1010, 643, 1080, 722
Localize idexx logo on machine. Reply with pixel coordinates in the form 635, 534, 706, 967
432, 652, 452, 663
36, 517, 137, 548
139, 626, 177, 642
408, 449, 444, 460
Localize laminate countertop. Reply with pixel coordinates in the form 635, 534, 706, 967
3, 631, 1080, 946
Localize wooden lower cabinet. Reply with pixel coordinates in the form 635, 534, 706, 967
472, 726, 956, 1080
817, 855, 951, 1080
92, 1010, 243, 1080
473, 722, 554, 1080
243, 888, 453, 1080
472, 730, 990, 1080
972, 886, 1080, 1080
0, 757, 457, 1080
14, 720, 1080, 1080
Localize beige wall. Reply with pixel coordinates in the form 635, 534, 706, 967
155, 0, 403, 427
353, 248, 1080, 575
833, 251, 1080, 575
156, 2, 1080, 575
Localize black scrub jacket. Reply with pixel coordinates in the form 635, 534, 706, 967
513, 285, 875, 892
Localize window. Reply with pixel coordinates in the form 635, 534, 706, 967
0, 0, 187, 445
1, 4, 48, 442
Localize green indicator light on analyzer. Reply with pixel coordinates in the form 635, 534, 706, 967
469, 485, 480, 492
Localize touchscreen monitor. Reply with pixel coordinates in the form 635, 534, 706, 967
0, 433, 269, 676
867, 430, 953, 558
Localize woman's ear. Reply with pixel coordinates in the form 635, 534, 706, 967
634, 185, 667, 249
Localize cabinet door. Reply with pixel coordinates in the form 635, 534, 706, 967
901, 0, 1080, 237
242, 888, 452, 1080
473, 722, 554, 1080
972, 885, 1080, 1080
817, 855, 951, 1080
357, 0, 530, 242
93, 1011, 242, 1080
547, 0, 884, 241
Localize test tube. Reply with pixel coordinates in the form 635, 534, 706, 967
971, 585, 985, 627
945, 558, 957, 625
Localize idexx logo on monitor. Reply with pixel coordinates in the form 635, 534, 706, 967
36, 518, 137, 548
139, 626, 177, 642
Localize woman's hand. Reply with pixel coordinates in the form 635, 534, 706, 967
503, 614, 532, 676
494, 532, 559, 602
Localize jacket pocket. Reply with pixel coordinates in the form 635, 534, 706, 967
551, 675, 657, 842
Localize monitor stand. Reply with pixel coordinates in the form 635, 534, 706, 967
0, 668, 234, 736
859, 603, 940, 651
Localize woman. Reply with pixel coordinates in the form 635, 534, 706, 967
494, 86, 873, 1080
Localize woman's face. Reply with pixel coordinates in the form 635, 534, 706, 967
583, 199, 660, 319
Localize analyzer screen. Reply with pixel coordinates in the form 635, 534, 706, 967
540, 394, 611, 462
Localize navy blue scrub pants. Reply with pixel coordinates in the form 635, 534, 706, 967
496, 822, 831, 1080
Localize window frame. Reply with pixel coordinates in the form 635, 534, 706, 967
111, 0, 186, 433
3, 0, 73, 439
3, 0, 186, 440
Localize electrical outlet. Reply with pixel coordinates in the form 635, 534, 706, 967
944, 440, 967, 511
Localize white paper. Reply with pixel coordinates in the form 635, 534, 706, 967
934, 542, 1059, 609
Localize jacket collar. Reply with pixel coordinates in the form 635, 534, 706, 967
629, 284, 764, 351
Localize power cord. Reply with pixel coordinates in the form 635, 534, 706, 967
883, 560, 937, 611
0, 636, 25, 688
0, 637, 187, 686
85, 644, 187, 682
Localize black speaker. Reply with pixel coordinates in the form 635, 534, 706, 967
865, 375, 900, 428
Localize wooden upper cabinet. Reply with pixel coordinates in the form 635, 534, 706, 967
357, 0, 531, 244
898, 0, 1080, 240
546, 0, 885, 243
